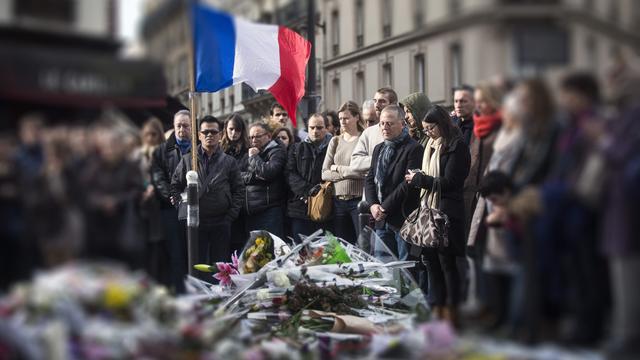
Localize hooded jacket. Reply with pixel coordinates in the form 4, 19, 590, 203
401, 92, 432, 147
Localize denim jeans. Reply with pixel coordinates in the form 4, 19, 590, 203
375, 223, 407, 261
246, 206, 284, 239
333, 197, 361, 244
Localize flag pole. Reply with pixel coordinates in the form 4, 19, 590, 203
185, 1, 199, 278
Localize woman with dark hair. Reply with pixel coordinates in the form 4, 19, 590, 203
221, 113, 249, 253
272, 127, 294, 149
322, 101, 365, 243
405, 105, 471, 327
221, 114, 250, 160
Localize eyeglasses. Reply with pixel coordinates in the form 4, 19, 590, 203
423, 124, 438, 133
249, 133, 268, 140
200, 129, 220, 136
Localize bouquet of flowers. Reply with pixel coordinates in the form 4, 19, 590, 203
238, 231, 290, 274
241, 232, 273, 274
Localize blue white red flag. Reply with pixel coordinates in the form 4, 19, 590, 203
192, 2, 311, 126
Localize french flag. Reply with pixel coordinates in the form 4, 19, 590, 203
192, 2, 311, 127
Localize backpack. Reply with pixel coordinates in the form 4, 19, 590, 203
307, 181, 334, 222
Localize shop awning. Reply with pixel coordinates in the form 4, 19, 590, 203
0, 43, 167, 108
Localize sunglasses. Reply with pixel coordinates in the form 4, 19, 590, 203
200, 129, 220, 136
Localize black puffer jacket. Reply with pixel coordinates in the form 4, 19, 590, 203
150, 133, 189, 207
286, 135, 332, 220
242, 139, 287, 215
170, 146, 244, 225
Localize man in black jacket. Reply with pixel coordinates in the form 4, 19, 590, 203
171, 116, 244, 266
286, 113, 332, 240
451, 85, 475, 147
150, 109, 191, 293
365, 105, 423, 261
242, 123, 287, 238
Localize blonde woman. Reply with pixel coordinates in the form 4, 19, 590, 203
321, 101, 365, 243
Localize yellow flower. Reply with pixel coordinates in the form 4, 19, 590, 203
103, 283, 134, 309
255, 237, 265, 246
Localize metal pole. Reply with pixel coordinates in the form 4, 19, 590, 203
186, 3, 199, 277
186, 170, 199, 276
306, 0, 316, 115
357, 200, 371, 254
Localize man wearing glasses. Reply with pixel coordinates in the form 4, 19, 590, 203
242, 123, 287, 238
171, 116, 244, 266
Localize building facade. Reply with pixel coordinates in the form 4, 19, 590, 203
0, 0, 117, 37
320, 0, 640, 110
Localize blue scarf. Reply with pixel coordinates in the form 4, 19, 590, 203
375, 127, 409, 202
305, 133, 332, 153
175, 137, 191, 155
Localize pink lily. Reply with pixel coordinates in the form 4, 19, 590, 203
231, 251, 240, 270
213, 262, 238, 287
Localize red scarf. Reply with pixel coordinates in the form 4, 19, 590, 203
473, 111, 502, 139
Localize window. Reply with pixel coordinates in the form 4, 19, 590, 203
208, 95, 213, 114
356, 71, 365, 104
513, 25, 568, 71
414, 0, 424, 29
220, 97, 226, 114
382, 0, 392, 38
15, 0, 74, 23
585, 35, 597, 71
414, 54, 426, 93
633, 2, 640, 32
449, 0, 461, 15
331, 10, 340, 56
584, 0, 594, 12
177, 56, 188, 89
450, 44, 462, 89
609, 0, 620, 23
355, 0, 364, 48
382, 63, 392, 87
332, 77, 341, 110
230, 93, 235, 111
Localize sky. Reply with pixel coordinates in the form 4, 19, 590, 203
118, 0, 143, 42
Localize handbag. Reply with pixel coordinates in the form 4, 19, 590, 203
400, 178, 450, 248
307, 181, 334, 222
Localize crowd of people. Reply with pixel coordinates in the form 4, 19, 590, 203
1, 60, 639, 357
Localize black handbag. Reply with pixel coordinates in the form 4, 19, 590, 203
400, 178, 450, 248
